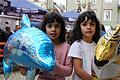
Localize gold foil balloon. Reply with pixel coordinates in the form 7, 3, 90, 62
95, 25, 120, 61
93, 25, 120, 80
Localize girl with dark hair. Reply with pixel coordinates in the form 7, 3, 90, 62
68, 11, 100, 80
40, 12, 66, 44
36, 12, 73, 80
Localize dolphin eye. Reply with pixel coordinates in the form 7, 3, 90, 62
21, 46, 26, 51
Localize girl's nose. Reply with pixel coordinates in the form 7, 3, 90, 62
86, 24, 92, 30
51, 26, 56, 31
86, 24, 91, 28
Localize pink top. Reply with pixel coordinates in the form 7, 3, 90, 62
37, 42, 73, 80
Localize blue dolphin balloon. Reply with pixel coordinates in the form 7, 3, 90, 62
3, 14, 55, 80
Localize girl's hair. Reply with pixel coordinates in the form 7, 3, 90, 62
71, 11, 100, 44
40, 12, 66, 43
101, 24, 105, 32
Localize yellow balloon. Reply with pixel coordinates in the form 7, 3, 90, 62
95, 25, 120, 61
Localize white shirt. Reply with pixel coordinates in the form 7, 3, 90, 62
68, 40, 96, 80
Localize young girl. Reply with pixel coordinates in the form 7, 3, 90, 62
68, 11, 100, 80
36, 12, 73, 80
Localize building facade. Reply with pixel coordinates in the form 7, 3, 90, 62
91, 0, 120, 30
66, 0, 120, 30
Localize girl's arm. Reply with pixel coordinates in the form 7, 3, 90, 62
73, 58, 92, 80
52, 56, 73, 77
52, 43, 73, 77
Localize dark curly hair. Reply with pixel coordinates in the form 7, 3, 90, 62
71, 11, 100, 44
40, 12, 66, 43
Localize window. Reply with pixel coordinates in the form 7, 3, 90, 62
105, 0, 112, 3
75, 0, 80, 3
90, 0, 96, 4
104, 10, 112, 21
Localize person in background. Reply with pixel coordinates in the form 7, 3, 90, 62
5, 26, 13, 40
65, 31, 72, 45
0, 28, 7, 42
68, 11, 100, 80
100, 24, 106, 37
5, 26, 13, 34
14, 25, 21, 32
35, 12, 73, 80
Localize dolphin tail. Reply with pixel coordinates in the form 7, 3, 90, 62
20, 14, 31, 28
3, 57, 12, 80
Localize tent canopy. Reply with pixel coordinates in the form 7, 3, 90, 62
7, 0, 47, 18
10, 0, 47, 12
61, 10, 80, 21
31, 21, 41, 28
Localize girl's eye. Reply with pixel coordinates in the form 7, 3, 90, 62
46, 24, 52, 28
46, 23, 61, 28
54, 24, 61, 28
90, 23, 96, 26
82, 23, 87, 26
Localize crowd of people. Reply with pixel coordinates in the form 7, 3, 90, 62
0, 10, 120, 80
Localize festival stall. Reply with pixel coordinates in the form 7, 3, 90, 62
0, 0, 47, 30
60, 10, 80, 32
61, 10, 80, 22
8, 0, 47, 19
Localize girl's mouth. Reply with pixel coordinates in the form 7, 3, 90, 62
50, 33, 57, 37
86, 31, 92, 33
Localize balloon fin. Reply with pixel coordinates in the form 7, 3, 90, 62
3, 57, 12, 80
26, 68, 36, 80
20, 14, 31, 28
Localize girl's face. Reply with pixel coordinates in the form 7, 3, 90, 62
45, 22, 61, 42
80, 19, 96, 42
